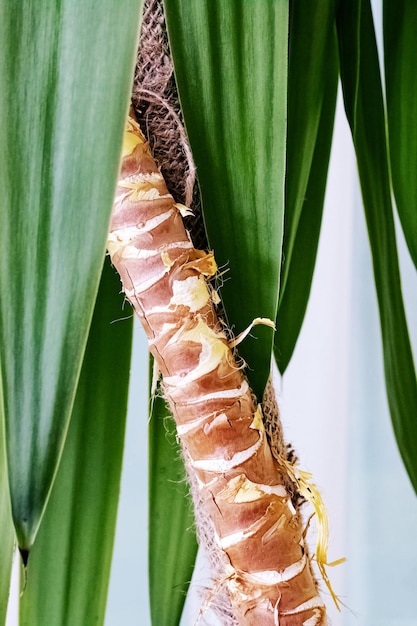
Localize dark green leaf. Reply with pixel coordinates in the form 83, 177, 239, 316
280, 0, 337, 295
337, 0, 417, 492
19, 259, 133, 626
149, 386, 198, 626
384, 0, 417, 269
276, 66, 338, 372
0, 0, 142, 549
275, 1, 338, 372
164, 0, 288, 399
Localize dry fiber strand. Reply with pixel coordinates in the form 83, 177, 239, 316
107, 116, 328, 625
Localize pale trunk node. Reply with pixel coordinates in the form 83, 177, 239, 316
107, 116, 328, 625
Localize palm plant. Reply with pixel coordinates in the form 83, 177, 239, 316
1, 0, 416, 624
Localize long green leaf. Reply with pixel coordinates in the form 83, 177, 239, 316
276, 55, 338, 373
383, 0, 417, 269
149, 386, 198, 626
164, 0, 288, 399
280, 0, 337, 296
0, 378, 14, 626
19, 259, 133, 626
337, 0, 417, 492
0, 0, 142, 550
275, 1, 338, 373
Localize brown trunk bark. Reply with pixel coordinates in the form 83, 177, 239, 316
107, 116, 328, 625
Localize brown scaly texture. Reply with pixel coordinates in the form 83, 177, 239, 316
107, 117, 327, 625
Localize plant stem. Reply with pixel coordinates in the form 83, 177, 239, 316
107, 116, 327, 625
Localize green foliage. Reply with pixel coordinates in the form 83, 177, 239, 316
19, 259, 133, 626
275, 0, 339, 372
164, 0, 288, 399
0, 0, 142, 550
337, 0, 417, 492
384, 0, 417, 268
148, 387, 198, 626
0, 378, 14, 625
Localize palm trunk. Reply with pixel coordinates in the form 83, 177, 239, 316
107, 116, 327, 625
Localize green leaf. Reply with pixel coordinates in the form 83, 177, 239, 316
383, 0, 417, 269
164, 0, 288, 399
19, 259, 133, 626
276, 69, 338, 373
0, 0, 142, 549
0, 380, 14, 626
149, 386, 198, 626
280, 0, 337, 296
275, 1, 338, 373
337, 0, 417, 492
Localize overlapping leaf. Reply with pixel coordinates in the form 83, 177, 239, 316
384, 0, 417, 269
337, 0, 417, 492
275, 1, 339, 373
20, 260, 133, 626
164, 0, 288, 399
0, 380, 14, 626
0, 0, 142, 550
148, 384, 198, 626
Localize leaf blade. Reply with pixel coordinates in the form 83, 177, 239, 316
0, 0, 142, 549
148, 386, 198, 626
0, 381, 14, 626
276, 75, 338, 373
280, 1, 337, 294
164, 0, 288, 398
275, 1, 339, 372
337, 0, 417, 492
19, 259, 133, 626
383, 0, 417, 269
